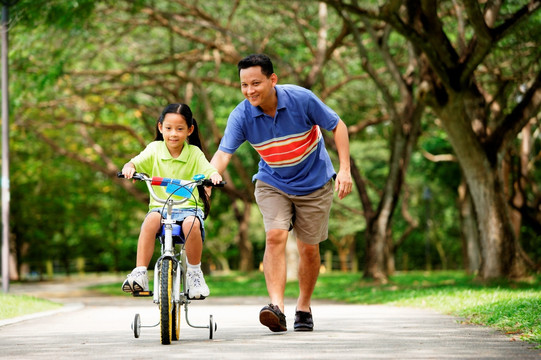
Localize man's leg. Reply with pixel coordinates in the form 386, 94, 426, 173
296, 240, 320, 312
253, 180, 293, 331
263, 228, 289, 312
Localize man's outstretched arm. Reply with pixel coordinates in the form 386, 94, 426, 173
332, 119, 352, 200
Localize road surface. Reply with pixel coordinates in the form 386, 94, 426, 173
1, 275, 539, 359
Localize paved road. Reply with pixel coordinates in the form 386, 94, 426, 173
1, 275, 540, 360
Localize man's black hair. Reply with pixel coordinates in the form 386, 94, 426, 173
237, 54, 274, 77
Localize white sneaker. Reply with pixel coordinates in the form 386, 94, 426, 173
122, 268, 149, 293
186, 269, 210, 299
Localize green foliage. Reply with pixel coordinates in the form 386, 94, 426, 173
4, 0, 541, 277
395, 120, 463, 270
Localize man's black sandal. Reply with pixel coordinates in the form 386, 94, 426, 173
294, 309, 313, 332
259, 304, 287, 332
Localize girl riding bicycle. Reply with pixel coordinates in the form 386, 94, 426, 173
121, 103, 222, 299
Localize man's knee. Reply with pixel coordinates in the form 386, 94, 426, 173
266, 229, 288, 247
298, 243, 320, 261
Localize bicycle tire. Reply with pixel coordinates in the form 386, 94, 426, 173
172, 302, 180, 341
159, 259, 173, 345
132, 313, 141, 339
173, 253, 186, 341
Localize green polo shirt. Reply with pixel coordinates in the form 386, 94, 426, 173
130, 141, 218, 210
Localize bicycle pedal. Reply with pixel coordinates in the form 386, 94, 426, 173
187, 295, 206, 301
132, 291, 153, 297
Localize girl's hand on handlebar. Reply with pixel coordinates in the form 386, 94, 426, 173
122, 163, 136, 180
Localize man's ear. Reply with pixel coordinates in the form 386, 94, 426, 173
270, 73, 278, 86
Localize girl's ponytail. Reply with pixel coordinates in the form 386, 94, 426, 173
186, 119, 211, 219
187, 119, 202, 149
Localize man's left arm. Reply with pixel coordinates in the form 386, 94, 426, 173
332, 119, 353, 200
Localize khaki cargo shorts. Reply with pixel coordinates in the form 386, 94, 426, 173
254, 180, 334, 245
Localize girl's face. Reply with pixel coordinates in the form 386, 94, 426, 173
158, 113, 193, 154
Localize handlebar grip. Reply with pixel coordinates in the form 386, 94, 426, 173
201, 179, 226, 187
117, 171, 145, 181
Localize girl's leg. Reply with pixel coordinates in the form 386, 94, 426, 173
182, 215, 203, 265
135, 212, 162, 267
182, 216, 209, 298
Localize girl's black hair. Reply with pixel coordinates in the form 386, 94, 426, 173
155, 103, 211, 218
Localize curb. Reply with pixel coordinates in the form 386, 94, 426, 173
0, 302, 85, 327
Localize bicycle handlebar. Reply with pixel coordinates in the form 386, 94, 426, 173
116, 172, 225, 187
117, 171, 226, 205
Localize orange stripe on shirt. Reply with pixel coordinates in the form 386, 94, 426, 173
253, 125, 321, 168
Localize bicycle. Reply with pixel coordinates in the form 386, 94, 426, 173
117, 171, 225, 345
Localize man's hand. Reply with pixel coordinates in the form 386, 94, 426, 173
335, 169, 352, 200
209, 172, 223, 185
205, 172, 224, 197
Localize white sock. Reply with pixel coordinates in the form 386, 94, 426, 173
187, 261, 201, 272
134, 266, 147, 273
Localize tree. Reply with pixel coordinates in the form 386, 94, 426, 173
9, 0, 540, 279
331, 4, 426, 281
329, 0, 541, 279
9, 0, 365, 272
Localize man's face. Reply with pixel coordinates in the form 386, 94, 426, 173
239, 66, 277, 109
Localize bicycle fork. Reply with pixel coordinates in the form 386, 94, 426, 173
153, 218, 178, 304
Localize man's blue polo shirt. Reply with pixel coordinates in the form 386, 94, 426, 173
218, 84, 339, 195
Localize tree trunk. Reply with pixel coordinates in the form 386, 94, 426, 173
363, 103, 424, 281
458, 180, 481, 274
235, 200, 254, 272
384, 229, 395, 275
437, 95, 527, 280
364, 213, 390, 281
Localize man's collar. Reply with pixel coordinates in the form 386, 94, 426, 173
250, 85, 286, 118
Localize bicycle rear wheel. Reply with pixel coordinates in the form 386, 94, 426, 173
159, 259, 173, 345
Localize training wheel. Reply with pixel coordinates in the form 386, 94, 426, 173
209, 315, 217, 339
132, 313, 141, 338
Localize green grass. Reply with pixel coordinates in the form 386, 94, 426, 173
0, 293, 62, 320
311, 271, 541, 346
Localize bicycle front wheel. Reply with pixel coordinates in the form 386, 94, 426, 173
172, 302, 180, 341
159, 259, 173, 345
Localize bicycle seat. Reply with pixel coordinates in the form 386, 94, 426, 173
158, 223, 186, 245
